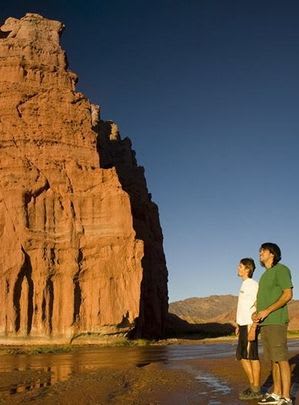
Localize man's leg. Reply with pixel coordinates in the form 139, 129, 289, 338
238, 326, 255, 387
241, 359, 254, 386
278, 360, 291, 399
270, 324, 291, 399
251, 359, 261, 390
272, 361, 282, 396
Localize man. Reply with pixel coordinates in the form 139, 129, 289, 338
236, 258, 262, 400
254, 243, 293, 405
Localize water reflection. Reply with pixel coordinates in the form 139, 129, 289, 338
1, 341, 298, 398
0, 343, 237, 375
10, 374, 52, 395
195, 372, 231, 394
0, 343, 237, 396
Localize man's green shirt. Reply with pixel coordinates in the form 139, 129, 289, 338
256, 263, 293, 325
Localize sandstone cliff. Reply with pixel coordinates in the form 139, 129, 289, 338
0, 13, 168, 342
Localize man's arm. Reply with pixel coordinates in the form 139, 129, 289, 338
247, 321, 259, 341
255, 288, 293, 322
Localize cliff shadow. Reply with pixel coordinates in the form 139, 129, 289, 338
97, 120, 168, 339
13, 249, 34, 335
165, 313, 235, 340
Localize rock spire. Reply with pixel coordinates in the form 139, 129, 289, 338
0, 13, 168, 342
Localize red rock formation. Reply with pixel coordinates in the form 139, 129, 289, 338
0, 13, 168, 342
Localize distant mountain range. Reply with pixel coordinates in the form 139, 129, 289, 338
168, 295, 299, 332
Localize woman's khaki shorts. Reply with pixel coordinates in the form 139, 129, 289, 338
260, 324, 289, 362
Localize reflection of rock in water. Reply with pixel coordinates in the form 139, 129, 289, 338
0, 13, 168, 342
1, 355, 73, 397
7, 363, 72, 396
50, 363, 72, 384
9, 372, 52, 395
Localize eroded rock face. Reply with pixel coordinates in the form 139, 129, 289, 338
0, 14, 168, 341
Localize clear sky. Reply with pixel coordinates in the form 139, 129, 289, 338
2, 1, 299, 302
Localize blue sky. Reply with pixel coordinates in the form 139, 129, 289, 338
2, 1, 299, 301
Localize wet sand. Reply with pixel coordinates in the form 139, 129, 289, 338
182, 354, 299, 404
0, 363, 201, 404
0, 342, 298, 404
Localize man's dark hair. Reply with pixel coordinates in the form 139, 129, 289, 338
240, 257, 256, 278
260, 242, 281, 266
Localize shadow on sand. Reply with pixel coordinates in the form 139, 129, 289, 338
260, 353, 299, 401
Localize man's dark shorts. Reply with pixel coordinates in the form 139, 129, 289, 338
260, 324, 289, 362
236, 325, 259, 361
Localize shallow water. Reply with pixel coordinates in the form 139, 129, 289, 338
1, 340, 298, 400
0, 342, 237, 372
0, 342, 236, 397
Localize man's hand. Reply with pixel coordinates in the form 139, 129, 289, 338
252, 312, 259, 322
235, 326, 239, 336
255, 309, 270, 322
247, 323, 258, 342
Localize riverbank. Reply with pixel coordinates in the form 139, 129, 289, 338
0, 336, 236, 355
1, 352, 299, 404
2, 332, 299, 355
0, 340, 298, 404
